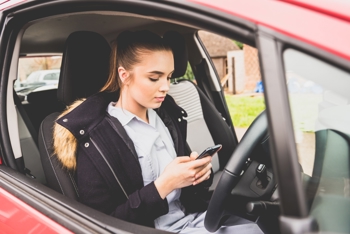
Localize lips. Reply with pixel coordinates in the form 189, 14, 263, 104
155, 96, 165, 102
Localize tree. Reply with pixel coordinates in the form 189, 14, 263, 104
182, 62, 194, 81
233, 40, 243, 50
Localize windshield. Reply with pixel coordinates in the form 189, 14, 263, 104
283, 49, 350, 233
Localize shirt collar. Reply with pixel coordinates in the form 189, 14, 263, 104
107, 102, 135, 126
108, 102, 157, 127
147, 108, 157, 128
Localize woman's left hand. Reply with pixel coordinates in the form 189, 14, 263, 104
189, 152, 212, 186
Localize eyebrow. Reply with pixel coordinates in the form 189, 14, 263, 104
148, 70, 174, 76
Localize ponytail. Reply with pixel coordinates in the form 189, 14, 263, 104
100, 30, 172, 93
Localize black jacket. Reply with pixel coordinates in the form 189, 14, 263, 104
56, 92, 213, 227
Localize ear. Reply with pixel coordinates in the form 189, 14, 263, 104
118, 66, 130, 84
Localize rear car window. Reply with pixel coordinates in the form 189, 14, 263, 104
15, 55, 62, 99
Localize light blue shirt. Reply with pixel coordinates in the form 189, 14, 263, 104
107, 103, 263, 234
107, 103, 188, 231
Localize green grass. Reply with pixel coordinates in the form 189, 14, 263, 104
225, 93, 322, 132
225, 95, 265, 128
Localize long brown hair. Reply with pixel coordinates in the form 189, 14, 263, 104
101, 31, 172, 92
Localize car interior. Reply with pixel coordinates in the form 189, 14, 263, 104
3, 6, 280, 234
1, 1, 349, 233
16, 11, 239, 187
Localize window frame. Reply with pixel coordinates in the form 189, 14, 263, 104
256, 25, 350, 232
0, 0, 258, 232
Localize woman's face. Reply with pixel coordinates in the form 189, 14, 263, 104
119, 50, 174, 114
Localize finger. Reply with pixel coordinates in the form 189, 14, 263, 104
197, 161, 211, 170
188, 156, 212, 168
189, 151, 198, 161
184, 169, 198, 184
193, 169, 211, 185
176, 156, 192, 163
195, 163, 212, 179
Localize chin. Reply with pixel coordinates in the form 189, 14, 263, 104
148, 102, 163, 109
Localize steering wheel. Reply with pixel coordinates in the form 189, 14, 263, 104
205, 111, 278, 232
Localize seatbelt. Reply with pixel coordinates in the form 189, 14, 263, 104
13, 90, 37, 178
13, 91, 38, 146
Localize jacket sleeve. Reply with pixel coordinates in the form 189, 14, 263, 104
180, 168, 214, 214
179, 134, 214, 214
76, 150, 169, 227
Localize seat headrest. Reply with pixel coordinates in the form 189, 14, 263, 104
58, 31, 111, 106
163, 31, 188, 78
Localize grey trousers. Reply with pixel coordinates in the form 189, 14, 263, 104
164, 211, 263, 234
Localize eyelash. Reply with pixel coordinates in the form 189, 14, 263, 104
149, 77, 171, 82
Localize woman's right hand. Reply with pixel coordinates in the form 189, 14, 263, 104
154, 153, 212, 199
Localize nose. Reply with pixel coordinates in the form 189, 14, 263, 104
159, 78, 170, 93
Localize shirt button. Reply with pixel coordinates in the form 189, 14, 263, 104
84, 143, 89, 148
181, 111, 184, 114
63, 118, 68, 122
80, 130, 85, 135
178, 118, 181, 122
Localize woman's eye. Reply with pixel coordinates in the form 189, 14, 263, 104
149, 78, 159, 82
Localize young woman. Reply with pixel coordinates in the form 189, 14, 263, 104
53, 31, 261, 233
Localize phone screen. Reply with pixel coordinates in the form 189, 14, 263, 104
196, 144, 222, 160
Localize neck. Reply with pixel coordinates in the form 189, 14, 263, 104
116, 89, 148, 123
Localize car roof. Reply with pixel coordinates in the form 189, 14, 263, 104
281, 0, 350, 22
3, 0, 350, 61
37, 69, 60, 74
191, 0, 350, 61
0, 0, 26, 11
30, 69, 60, 73
20, 12, 196, 54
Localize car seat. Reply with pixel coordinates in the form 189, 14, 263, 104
38, 31, 111, 199
165, 32, 236, 190
38, 30, 235, 200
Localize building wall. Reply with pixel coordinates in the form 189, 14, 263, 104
198, 31, 240, 57
198, 31, 239, 83
227, 50, 245, 94
212, 58, 225, 79
243, 45, 261, 92
197, 31, 262, 94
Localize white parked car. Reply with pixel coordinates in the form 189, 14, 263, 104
15, 69, 60, 96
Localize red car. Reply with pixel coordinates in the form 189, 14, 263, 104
0, 0, 349, 233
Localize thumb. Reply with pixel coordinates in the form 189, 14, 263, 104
176, 156, 192, 163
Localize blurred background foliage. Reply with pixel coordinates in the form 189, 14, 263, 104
233, 40, 243, 50
182, 62, 195, 81
225, 95, 265, 128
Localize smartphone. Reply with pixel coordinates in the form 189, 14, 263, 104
196, 144, 222, 160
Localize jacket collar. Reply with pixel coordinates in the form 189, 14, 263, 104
56, 91, 118, 141
56, 91, 187, 143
